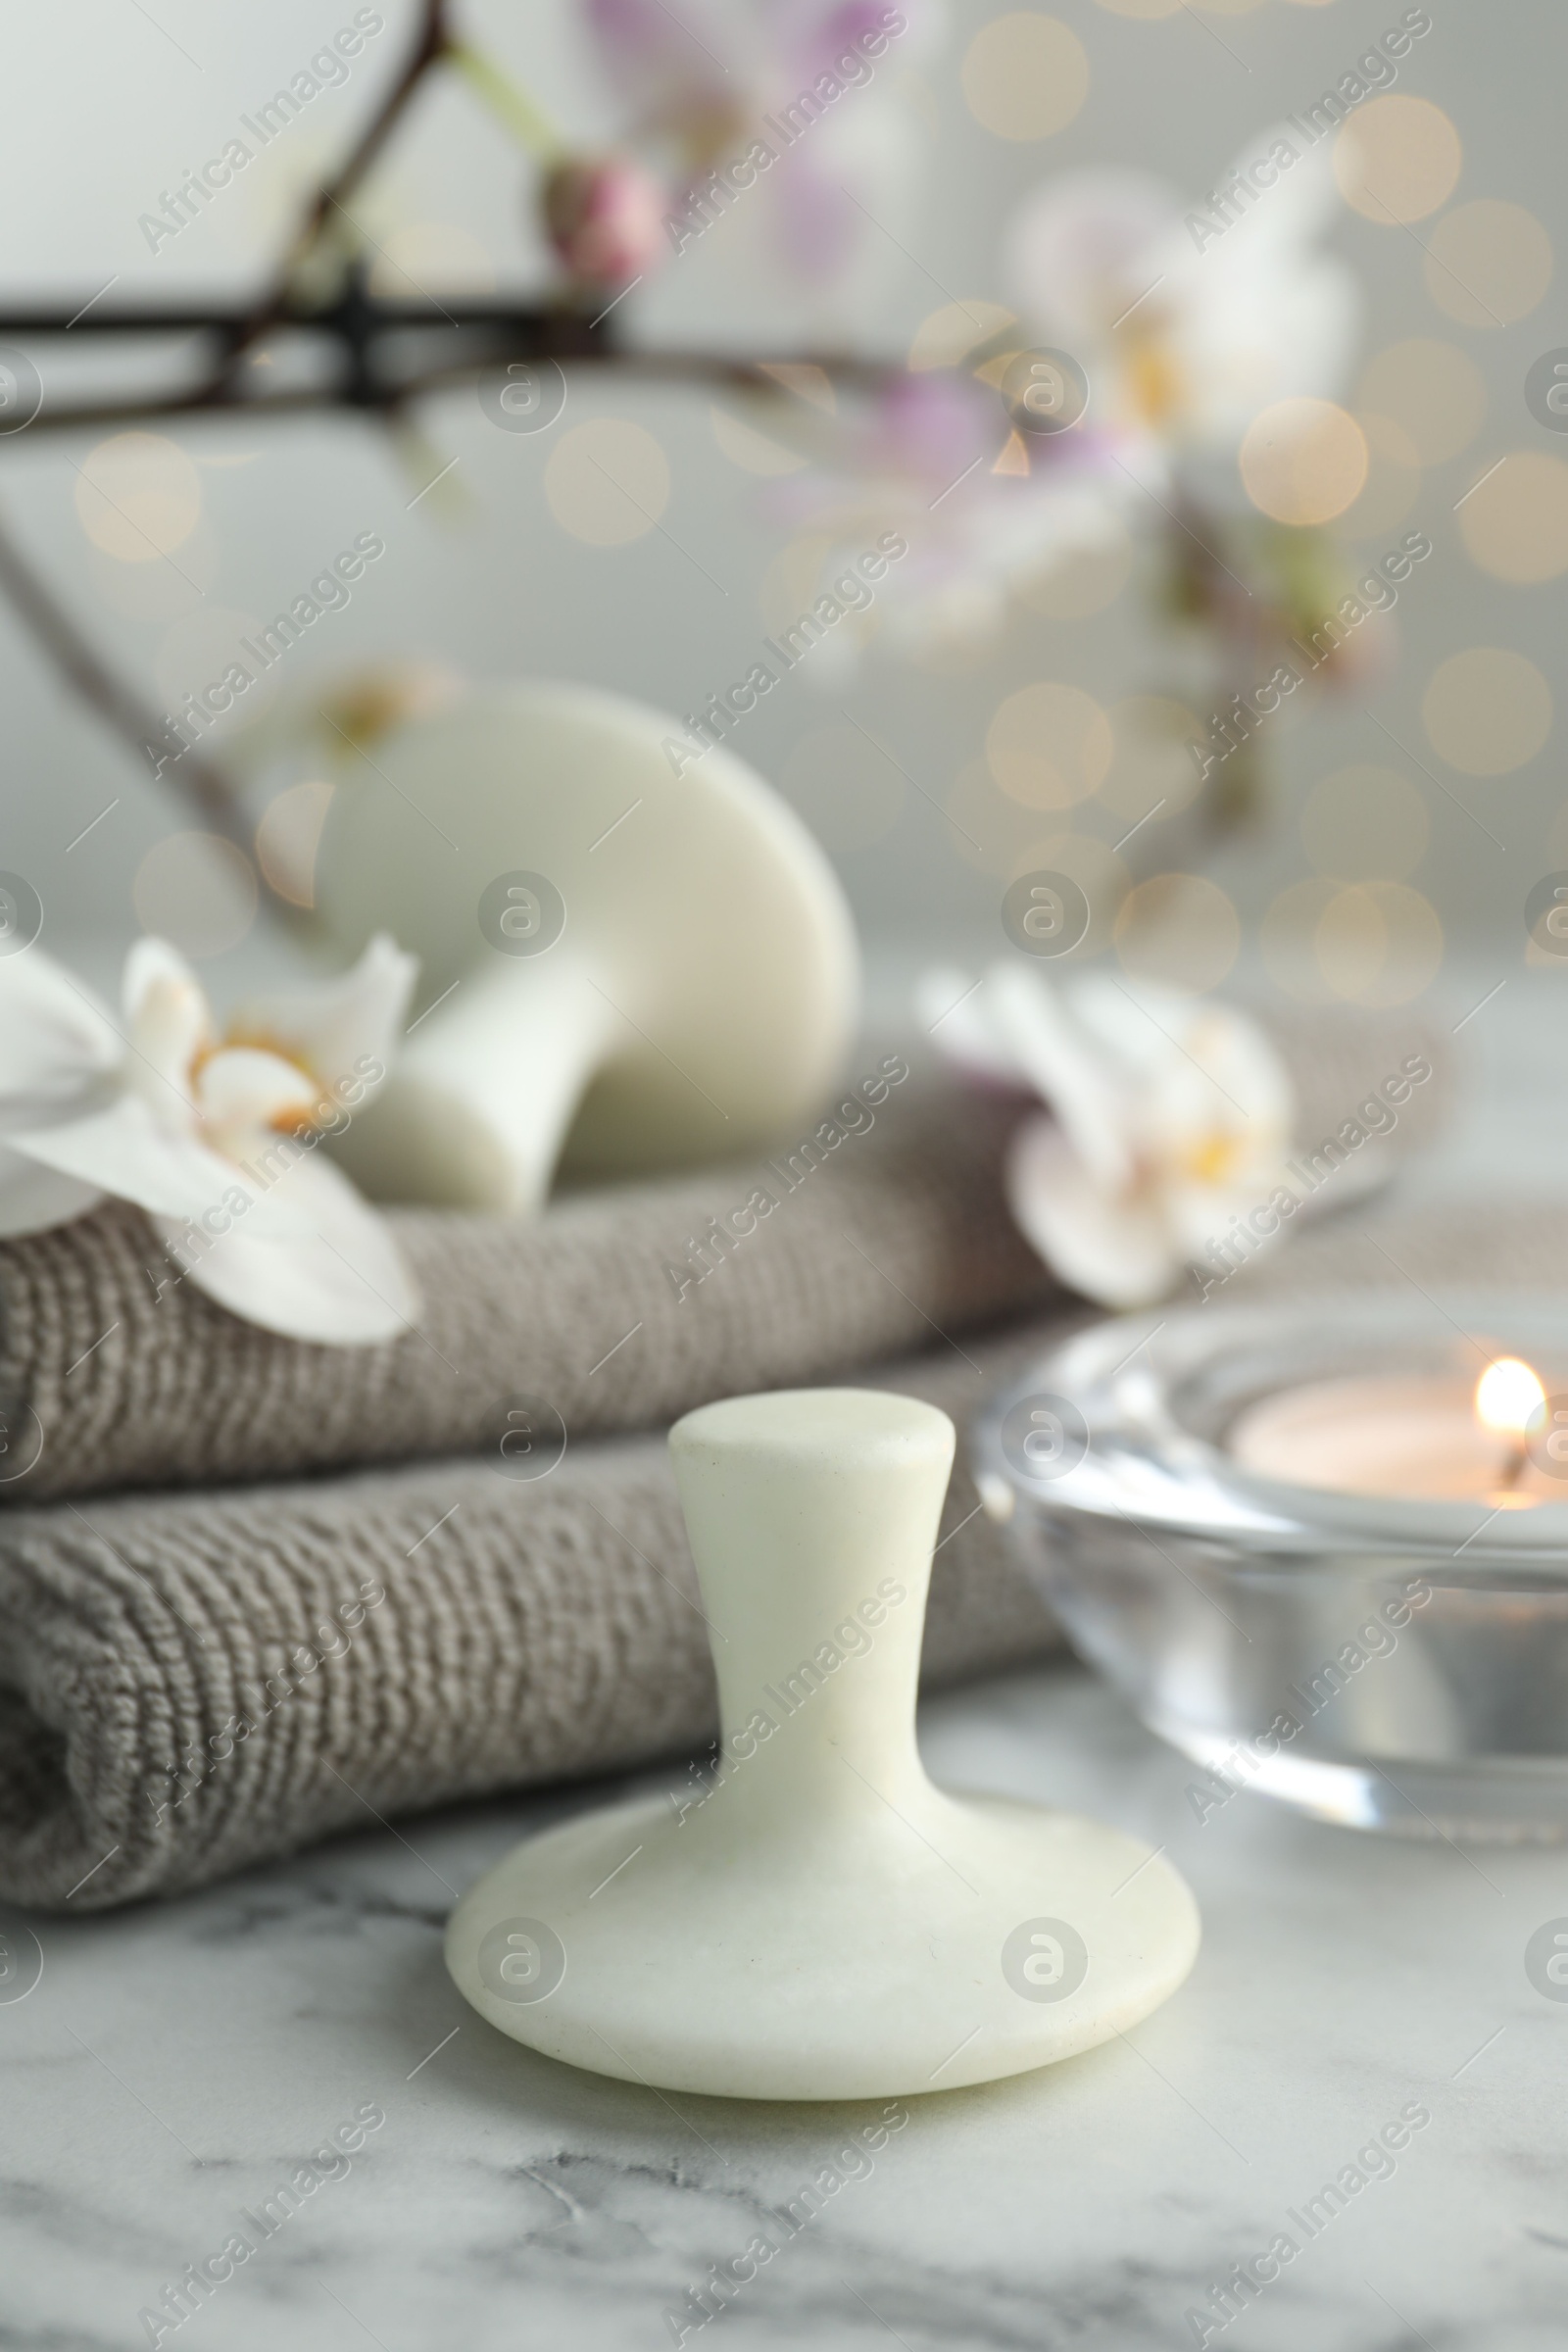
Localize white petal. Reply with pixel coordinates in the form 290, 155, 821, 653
12, 1097, 311, 1240
1149, 1003, 1296, 1178
1005, 1114, 1180, 1308
1217, 128, 1342, 261
1157, 140, 1359, 443
985, 964, 1134, 1189
196, 1047, 318, 1132
122, 940, 211, 1126
1071, 983, 1296, 1183
1007, 169, 1176, 346
0, 1136, 104, 1237
167, 1151, 420, 1346
916, 966, 1026, 1087
225, 935, 418, 1106
1179, 260, 1360, 446
1068, 975, 1192, 1070
122, 935, 204, 1023
0, 948, 121, 1099
1184, 1004, 1295, 1129
1008, 135, 1358, 463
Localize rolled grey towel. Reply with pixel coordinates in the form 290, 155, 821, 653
0, 1335, 1064, 1913
0, 1009, 1448, 1505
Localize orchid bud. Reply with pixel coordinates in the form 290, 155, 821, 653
542, 155, 667, 286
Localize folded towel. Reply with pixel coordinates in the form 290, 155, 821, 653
0, 1004, 1455, 1912
0, 1008, 1447, 1505
0, 1331, 1065, 1911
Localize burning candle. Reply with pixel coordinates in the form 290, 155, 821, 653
1228, 1354, 1557, 1503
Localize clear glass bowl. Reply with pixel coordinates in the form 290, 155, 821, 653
973, 1295, 1568, 1842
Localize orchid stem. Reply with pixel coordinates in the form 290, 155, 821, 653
447, 42, 564, 160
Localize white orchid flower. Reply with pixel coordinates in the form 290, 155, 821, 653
225, 662, 466, 779
0, 936, 420, 1346
769, 371, 1132, 659
1005, 133, 1359, 492
921, 962, 1295, 1308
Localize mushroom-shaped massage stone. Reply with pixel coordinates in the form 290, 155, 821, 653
445, 1389, 1200, 2100
312, 682, 858, 1211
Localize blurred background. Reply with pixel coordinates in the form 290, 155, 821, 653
1, 0, 1563, 1021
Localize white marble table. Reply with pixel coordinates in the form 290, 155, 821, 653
3, 964, 1566, 2351
3, 1660, 1566, 2352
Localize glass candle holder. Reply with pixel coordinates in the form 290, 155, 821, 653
974, 1295, 1568, 1842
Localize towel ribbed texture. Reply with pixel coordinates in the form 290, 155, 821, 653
0, 1336, 1061, 1911
0, 1081, 1048, 1506
0, 1006, 1451, 1910
0, 1011, 1446, 1505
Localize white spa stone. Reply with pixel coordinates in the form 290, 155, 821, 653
445, 1387, 1200, 2101
315, 681, 859, 1213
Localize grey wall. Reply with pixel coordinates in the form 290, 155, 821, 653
0, 0, 1561, 1007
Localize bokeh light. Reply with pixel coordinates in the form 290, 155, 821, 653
1422, 200, 1552, 328
1315, 881, 1444, 1005
908, 301, 1017, 372
961, 15, 1089, 139
1007, 832, 1128, 957
1334, 96, 1462, 225
1421, 648, 1552, 775
1259, 877, 1341, 1002
1299, 764, 1429, 880
133, 832, 258, 958
544, 419, 669, 545
709, 406, 806, 476
1458, 451, 1568, 583
1115, 872, 1239, 992
987, 682, 1112, 809
255, 780, 334, 910
1261, 876, 1443, 1004
1239, 399, 1368, 526
756, 364, 836, 413
74, 432, 201, 564
1356, 338, 1486, 466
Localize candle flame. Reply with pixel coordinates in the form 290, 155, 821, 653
1475, 1357, 1546, 1439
